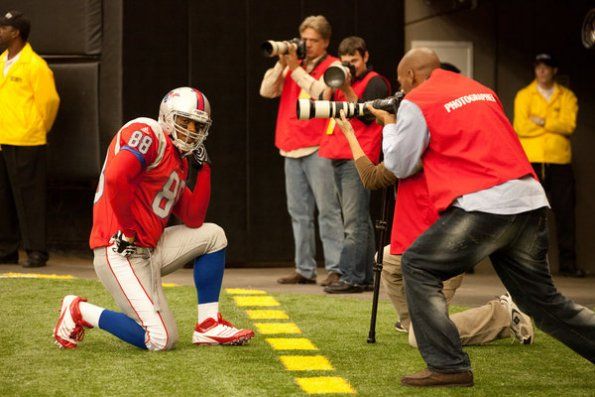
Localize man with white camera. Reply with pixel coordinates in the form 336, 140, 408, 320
260, 16, 344, 287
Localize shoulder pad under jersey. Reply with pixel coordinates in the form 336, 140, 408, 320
114, 117, 167, 170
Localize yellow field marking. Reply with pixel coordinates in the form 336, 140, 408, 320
225, 288, 267, 295
266, 338, 318, 351
295, 376, 355, 394
161, 282, 178, 287
254, 322, 301, 335
233, 296, 280, 307
279, 355, 334, 371
0, 272, 75, 280
246, 309, 289, 320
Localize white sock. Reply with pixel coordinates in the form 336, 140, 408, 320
79, 301, 104, 328
198, 302, 219, 323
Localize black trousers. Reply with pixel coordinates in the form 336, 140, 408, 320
531, 162, 578, 272
402, 207, 595, 371
0, 145, 47, 256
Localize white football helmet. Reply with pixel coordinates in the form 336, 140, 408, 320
158, 87, 212, 155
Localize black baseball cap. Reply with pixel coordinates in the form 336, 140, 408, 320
0, 10, 30, 41
534, 53, 558, 68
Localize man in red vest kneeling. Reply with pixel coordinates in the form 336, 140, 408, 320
369, 48, 595, 387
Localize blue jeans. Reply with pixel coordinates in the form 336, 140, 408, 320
333, 160, 375, 285
285, 153, 343, 279
402, 207, 595, 372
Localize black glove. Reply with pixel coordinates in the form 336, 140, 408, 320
110, 231, 137, 257
190, 143, 211, 169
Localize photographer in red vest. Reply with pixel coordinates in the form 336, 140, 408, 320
319, 36, 390, 293
260, 16, 343, 286
368, 48, 595, 387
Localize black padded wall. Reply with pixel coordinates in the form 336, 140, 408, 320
48, 62, 100, 179
122, 0, 189, 121
0, 0, 101, 55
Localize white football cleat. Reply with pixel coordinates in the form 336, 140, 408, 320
53, 295, 93, 349
193, 313, 254, 346
499, 293, 534, 345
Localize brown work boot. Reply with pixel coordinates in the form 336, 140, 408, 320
277, 272, 316, 285
319, 272, 340, 287
401, 369, 473, 387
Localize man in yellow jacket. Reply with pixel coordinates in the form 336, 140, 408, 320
0, 10, 59, 267
513, 53, 584, 277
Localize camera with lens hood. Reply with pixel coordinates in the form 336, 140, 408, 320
323, 61, 357, 88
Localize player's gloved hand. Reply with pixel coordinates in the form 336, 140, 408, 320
191, 143, 211, 169
110, 231, 137, 257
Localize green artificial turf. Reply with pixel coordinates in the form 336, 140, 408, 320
0, 278, 593, 396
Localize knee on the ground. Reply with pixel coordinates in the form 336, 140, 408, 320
146, 325, 179, 352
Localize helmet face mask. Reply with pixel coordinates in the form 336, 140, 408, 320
159, 87, 212, 156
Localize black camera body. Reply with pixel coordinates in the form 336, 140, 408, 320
261, 38, 306, 59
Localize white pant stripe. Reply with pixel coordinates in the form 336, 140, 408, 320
105, 247, 170, 350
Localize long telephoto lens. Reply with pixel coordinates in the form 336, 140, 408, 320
296, 93, 404, 120
261, 40, 288, 57
297, 99, 365, 120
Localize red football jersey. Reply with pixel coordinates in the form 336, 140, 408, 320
90, 117, 189, 248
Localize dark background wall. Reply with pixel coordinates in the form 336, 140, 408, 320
0, 0, 403, 264
405, 0, 595, 273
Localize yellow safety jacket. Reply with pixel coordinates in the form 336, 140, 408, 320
0, 43, 60, 146
513, 81, 578, 164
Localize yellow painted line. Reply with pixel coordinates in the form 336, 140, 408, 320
279, 355, 334, 371
0, 272, 75, 280
246, 310, 289, 320
254, 322, 301, 335
161, 282, 178, 287
234, 296, 280, 307
225, 288, 267, 295
266, 338, 318, 351
295, 376, 355, 394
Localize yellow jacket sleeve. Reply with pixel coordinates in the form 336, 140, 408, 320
544, 89, 577, 136
513, 90, 544, 138
31, 59, 60, 133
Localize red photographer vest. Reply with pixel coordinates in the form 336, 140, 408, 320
318, 71, 388, 162
275, 55, 338, 152
389, 172, 438, 255
406, 69, 536, 212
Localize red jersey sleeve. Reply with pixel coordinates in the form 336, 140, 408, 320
173, 164, 211, 228
104, 150, 143, 238
118, 123, 160, 169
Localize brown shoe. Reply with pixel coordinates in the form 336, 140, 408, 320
277, 272, 316, 285
319, 272, 340, 287
401, 369, 473, 387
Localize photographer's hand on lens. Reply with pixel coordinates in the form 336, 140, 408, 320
335, 109, 356, 137
284, 51, 301, 71
366, 103, 396, 126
